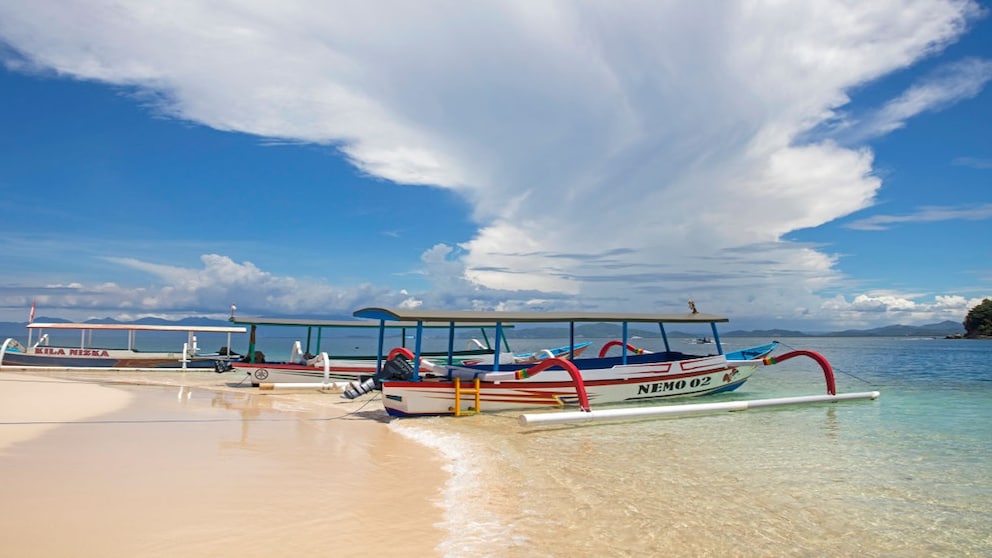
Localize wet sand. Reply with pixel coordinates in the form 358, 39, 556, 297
0, 371, 447, 557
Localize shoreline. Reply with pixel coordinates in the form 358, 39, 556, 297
0, 372, 135, 450
0, 370, 449, 557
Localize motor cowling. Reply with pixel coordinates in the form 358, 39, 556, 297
375, 353, 415, 386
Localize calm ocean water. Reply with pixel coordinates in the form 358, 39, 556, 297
4, 326, 990, 556
386, 336, 992, 557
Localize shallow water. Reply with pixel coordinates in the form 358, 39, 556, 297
391, 337, 992, 557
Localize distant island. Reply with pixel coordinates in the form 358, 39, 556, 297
3, 316, 968, 339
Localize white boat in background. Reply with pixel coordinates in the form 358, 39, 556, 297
1, 321, 245, 370
344, 307, 836, 417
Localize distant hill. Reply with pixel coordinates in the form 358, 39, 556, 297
821, 320, 964, 337
26, 316, 72, 324
723, 329, 809, 337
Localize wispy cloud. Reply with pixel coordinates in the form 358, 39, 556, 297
869, 58, 992, 134
831, 57, 992, 143
845, 203, 992, 230
953, 157, 992, 169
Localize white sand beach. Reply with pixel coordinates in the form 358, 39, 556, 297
0, 373, 135, 450
0, 371, 447, 557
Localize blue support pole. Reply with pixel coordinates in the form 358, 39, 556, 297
494, 322, 505, 372
375, 320, 386, 374
659, 323, 671, 352
710, 322, 723, 354
447, 322, 455, 366
622, 322, 629, 364
413, 321, 424, 381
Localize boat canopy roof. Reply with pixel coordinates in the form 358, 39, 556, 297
229, 315, 512, 329
352, 307, 729, 324
27, 322, 246, 334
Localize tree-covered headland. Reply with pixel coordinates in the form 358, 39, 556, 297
963, 298, 992, 338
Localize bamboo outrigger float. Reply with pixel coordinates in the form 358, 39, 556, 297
518, 391, 881, 425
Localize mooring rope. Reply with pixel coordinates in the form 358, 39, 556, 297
775, 340, 876, 386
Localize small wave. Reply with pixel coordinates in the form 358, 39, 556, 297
390, 420, 528, 557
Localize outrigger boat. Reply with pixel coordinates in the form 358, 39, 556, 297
345, 307, 834, 418
226, 315, 591, 387
1, 322, 245, 370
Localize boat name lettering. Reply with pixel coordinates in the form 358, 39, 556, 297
33, 347, 111, 357
638, 376, 710, 394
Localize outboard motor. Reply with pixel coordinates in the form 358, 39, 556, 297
342, 378, 376, 399
342, 353, 416, 400
213, 360, 234, 373
377, 353, 416, 385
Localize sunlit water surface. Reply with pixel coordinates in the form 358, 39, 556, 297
390, 337, 992, 557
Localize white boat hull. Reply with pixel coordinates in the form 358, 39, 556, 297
380, 355, 756, 416
2, 318, 245, 371
1, 344, 231, 369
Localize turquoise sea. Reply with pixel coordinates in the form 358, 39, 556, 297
384, 336, 992, 557
3, 327, 990, 556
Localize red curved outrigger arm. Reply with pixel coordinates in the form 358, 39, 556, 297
516, 357, 591, 412
760, 350, 836, 395
387, 347, 415, 361
597, 340, 646, 358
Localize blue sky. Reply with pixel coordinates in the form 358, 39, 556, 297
0, 1, 990, 331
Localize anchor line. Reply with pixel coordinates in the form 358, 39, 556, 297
776, 340, 876, 386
